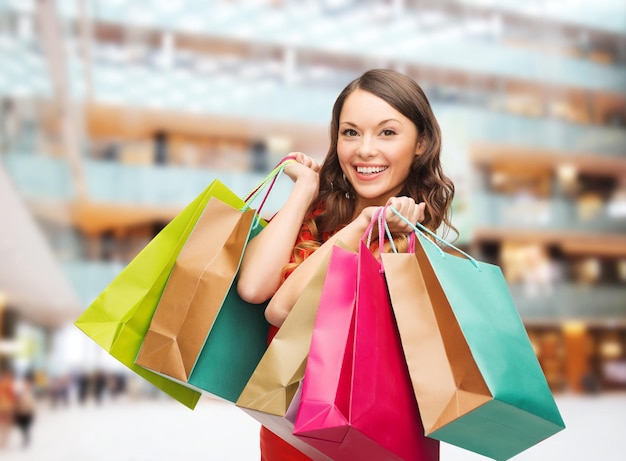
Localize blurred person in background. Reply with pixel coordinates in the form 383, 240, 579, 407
238, 68, 455, 461
76, 371, 90, 405
14, 371, 36, 448
49, 374, 71, 408
0, 367, 16, 449
93, 369, 107, 405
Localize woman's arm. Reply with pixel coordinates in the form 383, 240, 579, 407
263, 210, 373, 327
237, 154, 320, 305
264, 197, 427, 327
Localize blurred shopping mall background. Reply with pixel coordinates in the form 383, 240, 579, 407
0, 0, 625, 459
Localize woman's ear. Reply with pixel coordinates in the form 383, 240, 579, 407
415, 138, 427, 156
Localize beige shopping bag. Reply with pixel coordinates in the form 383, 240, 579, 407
236, 249, 339, 461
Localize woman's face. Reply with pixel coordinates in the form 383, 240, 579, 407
337, 89, 421, 208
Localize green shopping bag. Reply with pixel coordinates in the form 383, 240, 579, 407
74, 180, 244, 409
383, 207, 565, 461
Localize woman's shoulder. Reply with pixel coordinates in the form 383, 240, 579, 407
299, 201, 330, 243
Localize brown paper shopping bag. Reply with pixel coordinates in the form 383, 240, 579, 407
382, 250, 490, 433
236, 250, 336, 461
135, 158, 301, 402
135, 197, 259, 383
382, 208, 564, 461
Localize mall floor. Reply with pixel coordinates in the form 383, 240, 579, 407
0, 391, 624, 461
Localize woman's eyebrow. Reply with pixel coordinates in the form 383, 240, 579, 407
340, 119, 401, 127
377, 118, 401, 126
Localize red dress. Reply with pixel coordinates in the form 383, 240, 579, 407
259, 206, 331, 461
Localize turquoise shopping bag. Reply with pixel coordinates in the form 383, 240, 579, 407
383, 207, 565, 461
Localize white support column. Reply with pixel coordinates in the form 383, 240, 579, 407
77, 0, 94, 102
283, 46, 297, 85
35, 0, 88, 200
160, 31, 175, 70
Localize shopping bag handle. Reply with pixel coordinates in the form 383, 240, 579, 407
388, 205, 480, 270
362, 206, 404, 253
363, 207, 387, 247
361, 207, 398, 273
242, 155, 297, 227
243, 155, 297, 203
361, 205, 478, 272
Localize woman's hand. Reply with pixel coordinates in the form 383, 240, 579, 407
384, 196, 426, 234
283, 152, 320, 182
280, 152, 320, 201
355, 198, 426, 235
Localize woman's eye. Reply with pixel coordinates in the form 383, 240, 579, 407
381, 129, 396, 136
341, 128, 358, 137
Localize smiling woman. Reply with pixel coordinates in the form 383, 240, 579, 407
236, 68, 456, 461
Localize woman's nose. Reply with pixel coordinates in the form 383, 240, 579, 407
356, 135, 377, 158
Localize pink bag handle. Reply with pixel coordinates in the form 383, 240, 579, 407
361, 206, 398, 274
407, 231, 416, 254
244, 155, 297, 203
363, 207, 383, 248
379, 206, 398, 254
242, 155, 297, 225
362, 206, 398, 247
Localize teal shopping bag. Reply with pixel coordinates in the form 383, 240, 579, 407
185, 212, 269, 402
383, 208, 565, 461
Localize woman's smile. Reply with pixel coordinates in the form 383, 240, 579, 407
354, 165, 388, 176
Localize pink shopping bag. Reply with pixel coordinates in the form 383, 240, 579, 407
293, 216, 440, 461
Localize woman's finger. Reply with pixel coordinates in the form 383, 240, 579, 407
384, 199, 427, 233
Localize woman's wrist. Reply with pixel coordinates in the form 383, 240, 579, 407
292, 173, 319, 207
356, 207, 379, 234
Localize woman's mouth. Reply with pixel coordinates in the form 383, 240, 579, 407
355, 166, 388, 175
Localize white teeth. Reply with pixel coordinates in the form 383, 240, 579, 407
356, 166, 387, 174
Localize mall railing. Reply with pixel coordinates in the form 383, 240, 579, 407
449, 0, 626, 35
473, 191, 626, 234
5, 153, 626, 235
87, 66, 626, 156
89, 69, 626, 155
509, 282, 626, 323
7, 156, 626, 231
3, 0, 623, 37
62, 257, 626, 323
3, 154, 295, 211
2, 42, 625, 156
51, 0, 625, 93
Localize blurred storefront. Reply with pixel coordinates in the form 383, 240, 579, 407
0, 0, 625, 397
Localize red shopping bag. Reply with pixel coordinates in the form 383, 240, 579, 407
293, 214, 439, 461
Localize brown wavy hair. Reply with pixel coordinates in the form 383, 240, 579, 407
285, 69, 456, 276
